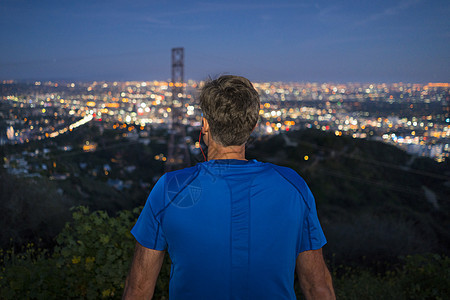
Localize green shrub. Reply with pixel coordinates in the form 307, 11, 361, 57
397, 254, 450, 300
1, 207, 448, 299
333, 267, 403, 300
333, 254, 450, 300
0, 206, 171, 299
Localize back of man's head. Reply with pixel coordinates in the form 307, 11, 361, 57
199, 75, 260, 147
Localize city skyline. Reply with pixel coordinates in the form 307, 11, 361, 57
1, 0, 449, 83
2, 79, 449, 162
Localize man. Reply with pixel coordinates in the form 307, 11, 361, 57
123, 75, 335, 299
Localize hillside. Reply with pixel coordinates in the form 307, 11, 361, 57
1, 128, 450, 298
2, 127, 449, 262
247, 129, 450, 266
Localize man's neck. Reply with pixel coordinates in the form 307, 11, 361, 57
206, 143, 246, 161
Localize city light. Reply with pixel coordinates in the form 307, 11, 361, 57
1, 80, 448, 161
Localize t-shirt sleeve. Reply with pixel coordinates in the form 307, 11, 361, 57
131, 174, 168, 250
298, 184, 327, 253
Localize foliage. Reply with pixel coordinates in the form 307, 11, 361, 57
0, 206, 171, 299
1, 207, 449, 299
332, 254, 450, 300
397, 253, 450, 300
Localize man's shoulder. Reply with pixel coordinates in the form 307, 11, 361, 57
160, 165, 201, 188
264, 163, 306, 183
164, 165, 199, 178
263, 163, 311, 203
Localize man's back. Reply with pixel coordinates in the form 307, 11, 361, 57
131, 159, 326, 299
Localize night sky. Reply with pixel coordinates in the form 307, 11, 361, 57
1, 0, 449, 83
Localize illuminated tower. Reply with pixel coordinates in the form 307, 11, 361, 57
171, 47, 184, 105
166, 47, 190, 172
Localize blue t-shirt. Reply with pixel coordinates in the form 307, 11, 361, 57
131, 159, 326, 299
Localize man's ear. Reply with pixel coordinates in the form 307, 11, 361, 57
202, 117, 209, 134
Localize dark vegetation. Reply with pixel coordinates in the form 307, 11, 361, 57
1, 126, 449, 298
247, 130, 450, 269
0, 123, 165, 249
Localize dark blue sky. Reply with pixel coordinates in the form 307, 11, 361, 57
1, 0, 449, 83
